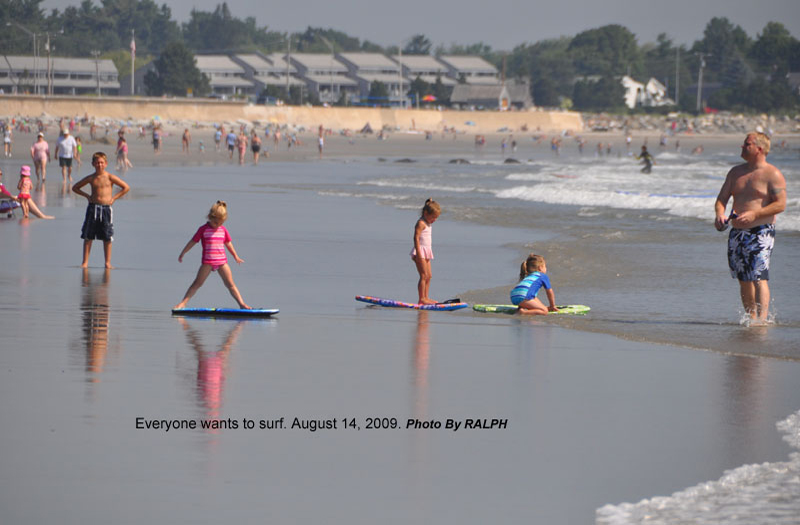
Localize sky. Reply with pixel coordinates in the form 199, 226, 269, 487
38, 0, 800, 51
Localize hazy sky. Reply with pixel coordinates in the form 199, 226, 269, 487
39, 0, 800, 50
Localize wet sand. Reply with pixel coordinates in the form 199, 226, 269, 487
1, 130, 799, 524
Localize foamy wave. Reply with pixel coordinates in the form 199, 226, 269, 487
359, 180, 481, 193
596, 410, 800, 524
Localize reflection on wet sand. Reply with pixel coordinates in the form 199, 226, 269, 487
177, 318, 245, 427
411, 311, 430, 421
79, 268, 113, 382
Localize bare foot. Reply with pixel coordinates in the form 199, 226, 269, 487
238, 304, 251, 310
104, 264, 115, 269
174, 301, 188, 310
419, 298, 437, 305
80, 263, 88, 268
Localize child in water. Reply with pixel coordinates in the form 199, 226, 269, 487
511, 254, 558, 315
174, 201, 250, 310
411, 199, 441, 305
16, 165, 33, 218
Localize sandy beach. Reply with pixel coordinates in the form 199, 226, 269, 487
1, 118, 799, 524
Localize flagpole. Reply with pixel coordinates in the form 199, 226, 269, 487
130, 29, 135, 95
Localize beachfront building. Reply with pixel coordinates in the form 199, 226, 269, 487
437, 55, 499, 85
194, 55, 255, 99
0, 55, 119, 96
287, 53, 358, 104
450, 80, 533, 110
336, 52, 404, 105
230, 53, 304, 97
621, 76, 675, 109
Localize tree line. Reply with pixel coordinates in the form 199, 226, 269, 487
2, 0, 798, 112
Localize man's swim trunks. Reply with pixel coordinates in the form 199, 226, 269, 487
81, 203, 114, 242
728, 224, 775, 281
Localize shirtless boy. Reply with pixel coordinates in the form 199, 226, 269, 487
714, 132, 787, 322
72, 152, 130, 268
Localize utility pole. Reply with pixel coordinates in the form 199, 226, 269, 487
46, 32, 52, 96
286, 36, 291, 101
91, 50, 101, 97
674, 47, 679, 106
398, 45, 403, 108
695, 53, 708, 113
130, 29, 135, 95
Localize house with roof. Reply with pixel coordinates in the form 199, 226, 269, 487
336, 52, 405, 104
621, 75, 674, 108
450, 80, 532, 110
230, 53, 304, 96
287, 53, 358, 104
0, 55, 119, 96
194, 55, 255, 98
437, 55, 499, 85
391, 54, 456, 89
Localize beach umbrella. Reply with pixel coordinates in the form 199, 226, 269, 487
422, 95, 437, 102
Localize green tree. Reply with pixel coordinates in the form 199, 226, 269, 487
568, 25, 641, 76
407, 75, 431, 103
144, 40, 209, 96
183, 3, 281, 52
572, 74, 625, 111
432, 74, 451, 105
367, 80, 389, 105
692, 17, 752, 85
749, 22, 799, 73
403, 34, 431, 55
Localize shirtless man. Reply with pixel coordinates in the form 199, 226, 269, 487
72, 152, 130, 268
714, 132, 787, 323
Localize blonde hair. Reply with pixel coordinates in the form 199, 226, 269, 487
421, 198, 441, 217
91, 151, 107, 163
208, 200, 228, 222
519, 253, 546, 280
749, 132, 771, 155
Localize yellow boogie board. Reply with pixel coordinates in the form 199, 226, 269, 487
472, 304, 590, 315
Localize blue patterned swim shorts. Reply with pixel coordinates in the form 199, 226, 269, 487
727, 224, 775, 281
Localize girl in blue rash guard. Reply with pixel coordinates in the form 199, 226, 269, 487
510, 254, 558, 315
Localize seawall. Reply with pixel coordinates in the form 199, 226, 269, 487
0, 95, 583, 133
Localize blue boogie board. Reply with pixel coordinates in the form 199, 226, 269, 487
356, 295, 468, 311
172, 307, 279, 318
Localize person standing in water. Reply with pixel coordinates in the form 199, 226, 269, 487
714, 132, 787, 323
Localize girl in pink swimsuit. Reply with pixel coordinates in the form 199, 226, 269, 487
16, 165, 33, 218
174, 201, 250, 310
30, 133, 50, 181
411, 198, 441, 305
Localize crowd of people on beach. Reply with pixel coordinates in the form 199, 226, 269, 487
0, 113, 789, 325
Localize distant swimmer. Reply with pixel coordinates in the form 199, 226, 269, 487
636, 145, 655, 173
692, 145, 704, 155
714, 132, 787, 323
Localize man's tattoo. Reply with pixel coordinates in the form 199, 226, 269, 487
770, 187, 786, 195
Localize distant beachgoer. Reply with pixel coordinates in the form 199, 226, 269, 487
0, 166, 52, 219
411, 199, 441, 305
31, 132, 50, 181
174, 200, 250, 310
692, 145, 704, 155
152, 126, 162, 154
251, 132, 262, 164
3, 125, 12, 157
236, 131, 248, 165
510, 253, 558, 315
714, 132, 787, 323
214, 128, 222, 152
182, 128, 191, 154
636, 145, 655, 174
116, 136, 133, 171
56, 129, 78, 182
318, 135, 324, 159
75, 136, 83, 167
72, 152, 130, 268
226, 130, 237, 159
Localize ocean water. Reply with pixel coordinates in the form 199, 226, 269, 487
1, 138, 799, 524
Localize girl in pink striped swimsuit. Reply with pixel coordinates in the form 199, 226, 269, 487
411, 198, 441, 305
174, 201, 250, 310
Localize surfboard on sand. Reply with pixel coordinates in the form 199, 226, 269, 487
356, 295, 469, 311
472, 304, 590, 315
172, 307, 279, 318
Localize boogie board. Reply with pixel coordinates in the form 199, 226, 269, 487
473, 304, 590, 315
172, 307, 279, 318
0, 200, 20, 214
356, 295, 468, 311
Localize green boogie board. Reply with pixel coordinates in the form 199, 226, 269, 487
473, 304, 590, 315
